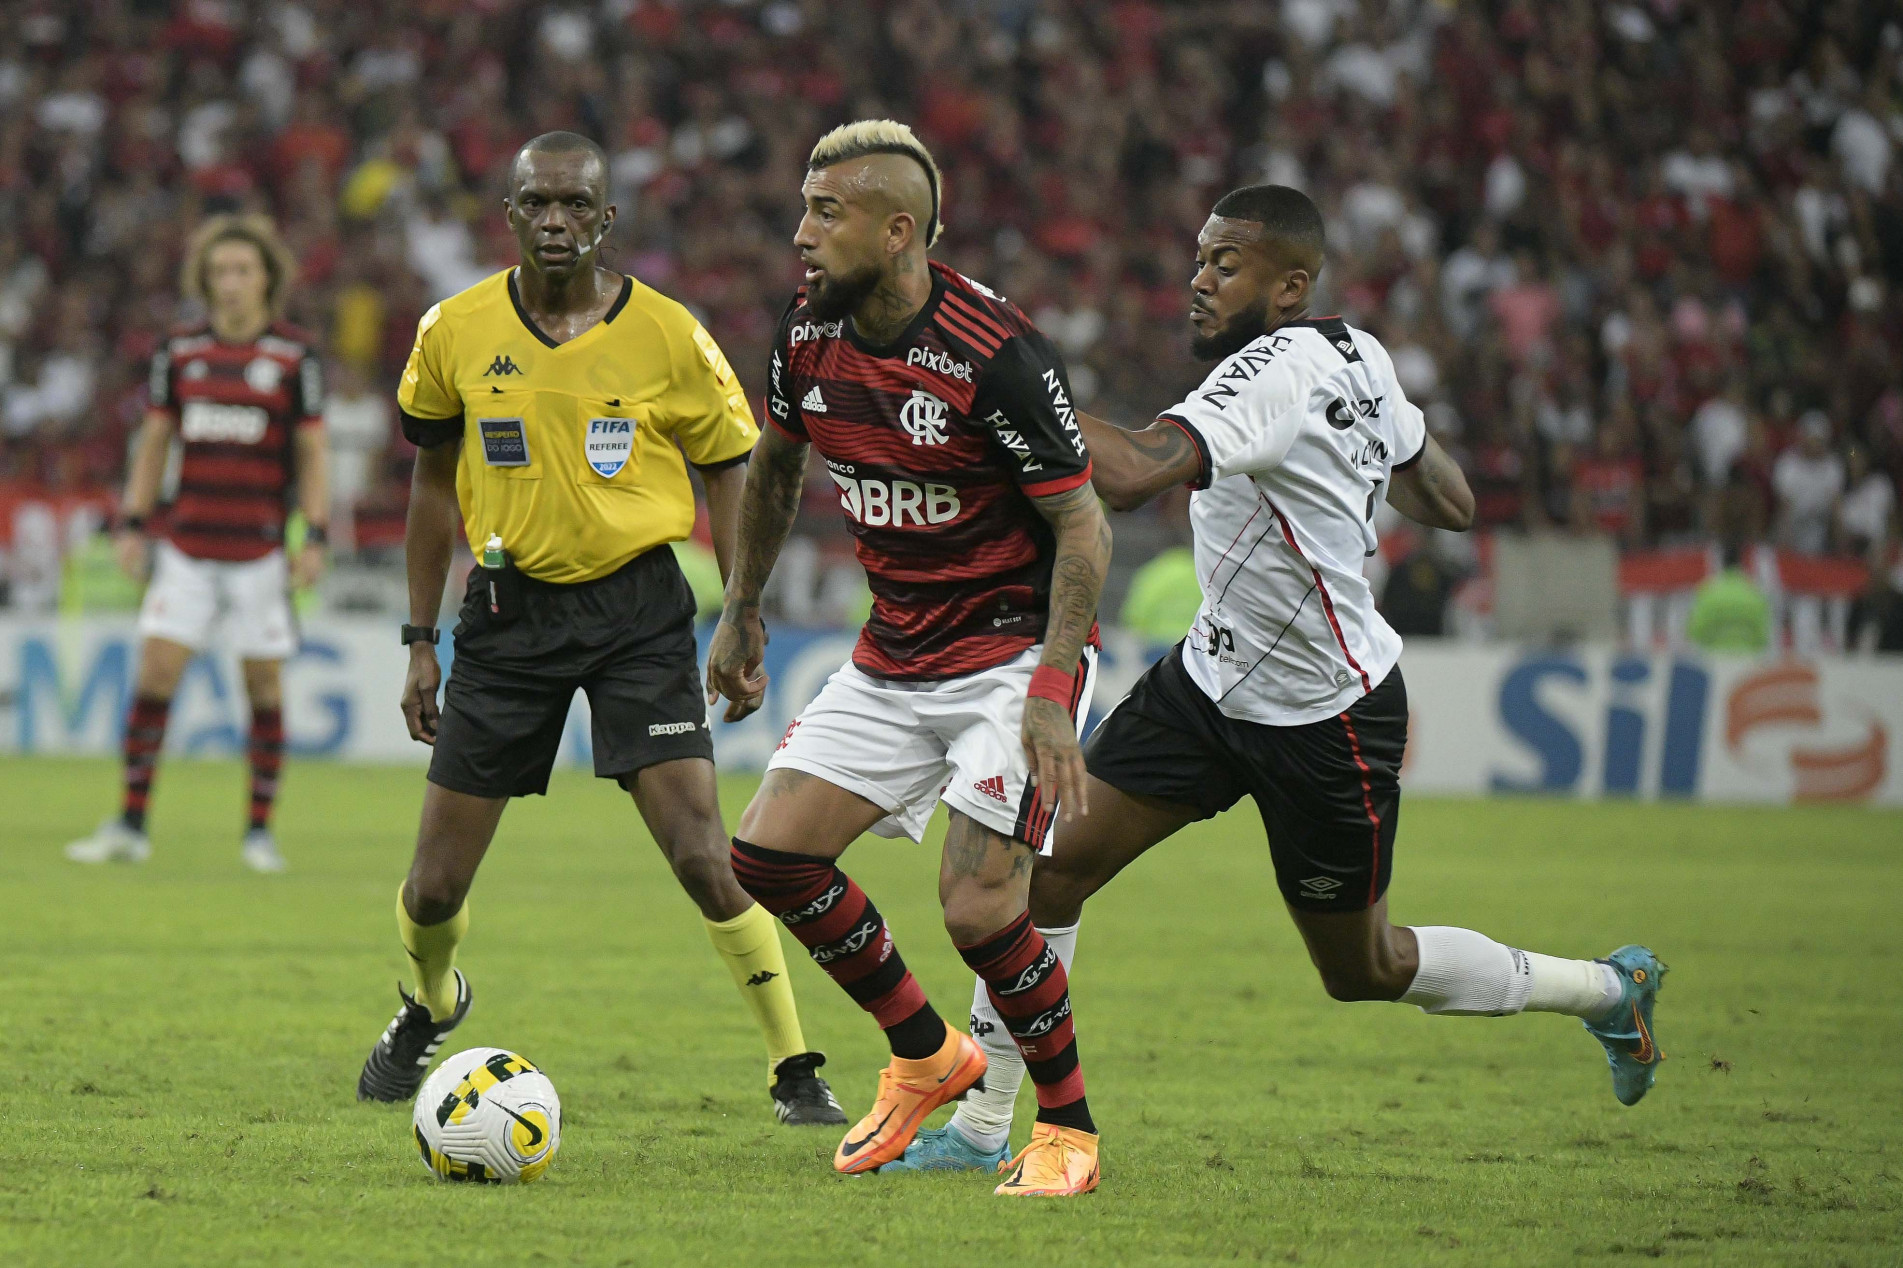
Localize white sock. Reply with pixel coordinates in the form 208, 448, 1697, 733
1401, 926, 1620, 1020
949, 922, 1079, 1151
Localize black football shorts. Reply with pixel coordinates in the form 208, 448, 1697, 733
428, 545, 713, 798
1083, 644, 1407, 911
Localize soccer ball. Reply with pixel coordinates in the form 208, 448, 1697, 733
412, 1047, 562, 1184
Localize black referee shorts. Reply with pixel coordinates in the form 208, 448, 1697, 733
1083, 644, 1408, 912
428, 545, 713, 799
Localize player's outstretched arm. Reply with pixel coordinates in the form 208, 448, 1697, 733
1386, 432, 1475, 532
1075, 411, 1204, 511
1026, 482, 1112, 819
706, 425, 807, 722
400, 441, 460, 744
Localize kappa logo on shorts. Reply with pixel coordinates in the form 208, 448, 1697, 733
648, 721, 700, 736
586, 417, 635, 478
974, 774, 1008, 803
1299, 876, 1343, 899
478, 417, 530, 466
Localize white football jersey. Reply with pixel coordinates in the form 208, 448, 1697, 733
1159, 317, 1425, 726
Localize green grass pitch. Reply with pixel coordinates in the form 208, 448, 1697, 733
3, 755, 1899, 1266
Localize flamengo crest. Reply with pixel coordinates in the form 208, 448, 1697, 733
900, 390, 949, 446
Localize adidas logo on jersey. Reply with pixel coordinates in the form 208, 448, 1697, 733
974, 775, 1008, 803
802, 385, 827, 413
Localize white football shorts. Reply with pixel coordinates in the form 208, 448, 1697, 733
766, 644, 1097, 854
137, 540, 298, 660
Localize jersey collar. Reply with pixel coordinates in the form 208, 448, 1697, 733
508, 269, 633, 349
842, 270, 944, 358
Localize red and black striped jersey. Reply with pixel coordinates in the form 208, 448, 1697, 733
766, 261, 1095, 681
147, 321, 323, 562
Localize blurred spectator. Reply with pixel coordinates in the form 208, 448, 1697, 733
1119, 546, 1202, 644
1773, 411, 1847, 554
1380, 545, 1462, 637
1686, 544, 1773, 654
1839, 442, 1895, 564
323, 361, 393, 555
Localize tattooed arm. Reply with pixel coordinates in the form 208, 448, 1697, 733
1386, 432, 1475, 531
705, 425, 809, 721
1076, 411, 1206, 511
1024, 481, 1112, 819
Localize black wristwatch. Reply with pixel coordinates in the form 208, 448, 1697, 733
400, 624, 439, 646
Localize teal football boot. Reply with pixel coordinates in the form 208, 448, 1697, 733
880, 1124, 1010, 1173
1583, 945, 1667, 1106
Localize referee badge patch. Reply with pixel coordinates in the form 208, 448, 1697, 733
479, 417, 530, 466
586, 417, 634, 477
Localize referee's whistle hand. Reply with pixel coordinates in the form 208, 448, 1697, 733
401, 646, 443, 745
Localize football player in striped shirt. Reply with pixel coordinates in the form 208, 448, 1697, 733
65, 215, 327, 873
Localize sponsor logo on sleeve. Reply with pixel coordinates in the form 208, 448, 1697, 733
984, 407, 1043, 473
1040, 369, 1086, 455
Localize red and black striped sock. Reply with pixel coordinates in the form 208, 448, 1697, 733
959, 911, 1095, 1133
120, 694, 171, 832
246, 706, 284, 832
731, 838, 943, 1059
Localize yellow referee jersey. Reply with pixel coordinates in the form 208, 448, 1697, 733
398, 269, 758, 584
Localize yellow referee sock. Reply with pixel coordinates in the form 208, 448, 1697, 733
396, 886, 468, 1022
704, 903, 807, 1081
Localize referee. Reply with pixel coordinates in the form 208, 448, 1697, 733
355, 132, 843, 1127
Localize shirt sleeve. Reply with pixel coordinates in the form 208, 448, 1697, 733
1157, 353, 1306, 488
293, 350, 325, 428
666, 318, 760, 468
762, 296, 805, 442
397, 303, 464, 448
971, 328, 1092, 497
146, 344, 177, 418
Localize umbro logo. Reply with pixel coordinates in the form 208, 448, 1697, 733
802, 385, 827, 413
745, 970, 779, 986
974, 774, 1008, 803
1299, 876, 1343, 899
1335, 338, 1353, 354
484, 355, 522, 376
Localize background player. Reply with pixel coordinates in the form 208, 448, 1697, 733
902, 185, 1667, 1172
65, 215, 327, 875
354, 133, 841, 1128
706, 121, 1110, 1196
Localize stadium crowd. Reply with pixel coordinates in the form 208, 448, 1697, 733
0, 0, 1899, 631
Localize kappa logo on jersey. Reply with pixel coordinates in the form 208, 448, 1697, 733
900, 390, 950, 446
906, 346, 974, 382
829, 472, 962, 526
585, 417, 634, 477
180, 401, 268, 444
484, 355, 521, 376
984, 408, 1043, 473
1326, 395, 1386, 430
1040, 370, 1086, 456
973, 774, 1009, 803
801, 385, 827, 414
243, 357, 283, 393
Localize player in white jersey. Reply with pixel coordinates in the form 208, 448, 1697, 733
891, 185, 1666, 1174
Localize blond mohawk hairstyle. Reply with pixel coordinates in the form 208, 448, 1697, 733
180, 213, 298, 316
807, 119, 944, 247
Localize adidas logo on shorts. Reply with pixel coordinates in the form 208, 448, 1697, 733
802, 385, 827, 413
974, 774, 1008, 803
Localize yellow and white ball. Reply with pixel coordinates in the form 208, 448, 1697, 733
412, 1047, 561, 1184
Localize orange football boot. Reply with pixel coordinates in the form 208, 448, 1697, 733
833, 1023, 987, 1174
994, 1122, 1100, 1196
